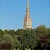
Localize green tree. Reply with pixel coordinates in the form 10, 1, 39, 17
0, 29, 4, 42
15, 29, 24, 36
46, 28, 50, 43
0, 29, 4, 37
36, 25, 47, 36
0, 34, 15, 50
46, 28, 50, 35
20, 30, 38, 50
8, 30, 16, 36
14, 36, 22, 49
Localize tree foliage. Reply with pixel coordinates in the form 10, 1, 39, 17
0, 25, 50, 49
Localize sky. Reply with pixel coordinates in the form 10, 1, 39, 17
0, 0, 50, 30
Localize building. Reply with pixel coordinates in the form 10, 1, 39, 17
23, 0, 32, 30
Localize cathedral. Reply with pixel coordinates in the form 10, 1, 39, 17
23, 0, 32, 30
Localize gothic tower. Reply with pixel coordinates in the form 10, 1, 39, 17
23, 0, 32, 29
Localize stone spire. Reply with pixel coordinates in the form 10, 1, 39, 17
26, 0, 30, 17
23, 0, 32, 30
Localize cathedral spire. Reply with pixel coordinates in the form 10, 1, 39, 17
23, 0, 32, 30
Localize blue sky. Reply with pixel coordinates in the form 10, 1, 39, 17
0, 0, 50, 30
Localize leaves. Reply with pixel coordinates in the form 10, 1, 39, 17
20, 30, 38, 48
0, 25, 50, 49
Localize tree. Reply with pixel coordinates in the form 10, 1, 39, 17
36, 25, 47, 36
46, 28, 50, 35
0, 29, 4, 43
0, 29, 4, 37
15, 29, 24, 36
8, 30, 16, 36
0, 34, 15, 50
20, 30, 39, 50
14, 36, 22, 49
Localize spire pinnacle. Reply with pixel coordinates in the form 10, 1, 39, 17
26, 0, 30, 16
26, 0, 29, 9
